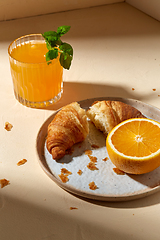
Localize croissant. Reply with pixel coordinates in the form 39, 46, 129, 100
46, 102, 89, 160
86, 100, 145, 135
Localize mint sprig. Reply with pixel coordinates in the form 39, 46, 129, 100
42, 26, 73, 70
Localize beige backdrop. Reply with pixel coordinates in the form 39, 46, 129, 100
0, 0, 123, 21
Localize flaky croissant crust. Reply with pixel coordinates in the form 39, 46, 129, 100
46, 102, 89, 160
87, 100, 145, 135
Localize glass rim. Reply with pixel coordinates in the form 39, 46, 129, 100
8, 33, 51, 65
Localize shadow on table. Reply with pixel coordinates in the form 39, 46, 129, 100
40, 81, 157, 111
0, 191, 143, 240
69, 187, 160, 209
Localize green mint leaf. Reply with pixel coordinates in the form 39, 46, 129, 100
59, 52, 72, 70
42, 31, 58, 42
42, 31, 56, 37
57, 26, 71, 37
45, 49, 58, 62
46, 42, 52, 50
59, 42, 73, 57
42, 25, 73, 69
42, 31, 60, 48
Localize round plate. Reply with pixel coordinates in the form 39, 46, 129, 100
36, 97, 160, 201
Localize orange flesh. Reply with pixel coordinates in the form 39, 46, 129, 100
111, 120, 160, 157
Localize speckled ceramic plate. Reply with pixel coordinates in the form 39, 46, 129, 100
36, 97, 160, 201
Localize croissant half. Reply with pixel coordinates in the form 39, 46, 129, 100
46, 102, 89, 160
86, 100, 145, 135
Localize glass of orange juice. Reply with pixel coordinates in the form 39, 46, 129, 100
8, 34, 63, 108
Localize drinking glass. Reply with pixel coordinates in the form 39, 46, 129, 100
8, 34, 63, 108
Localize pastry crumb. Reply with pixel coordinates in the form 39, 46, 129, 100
132, 88, 135, 91
89, 181, 97, 190
152, 88, 156, 91
102, 157, 108, 161
61, 168, 72, 176
87, 162, 98, 170
70, 207, 78, 210
85, 149, 97, 162
88, 155, 97, 162
77, 170, 82, 175
17, 159, 27, 166
4, 122, 13, 131
59, 168, 72, 183
91, 144, 100, 149
85, 149, 92, 156
113, 168, 125, 175
85, 150, 98, 170
58, 173, 69, 183
0, 179, 10, 188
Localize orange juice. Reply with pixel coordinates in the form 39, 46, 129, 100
8, 34, 63, 108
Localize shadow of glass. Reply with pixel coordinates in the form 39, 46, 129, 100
39, 81, 155, 111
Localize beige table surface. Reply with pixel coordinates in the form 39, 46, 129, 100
1, 2, 160, 240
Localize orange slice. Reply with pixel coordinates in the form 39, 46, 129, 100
106, 118, 160, 174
